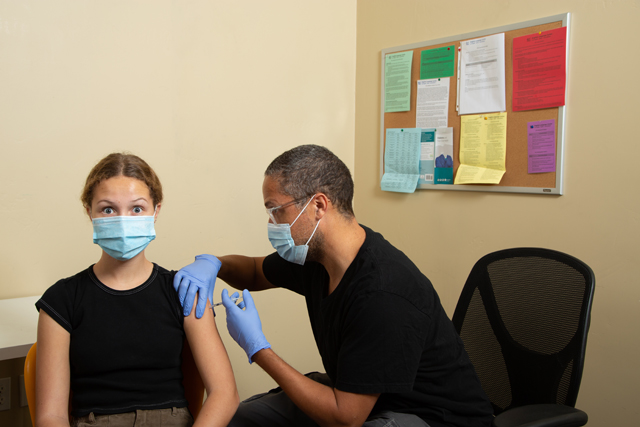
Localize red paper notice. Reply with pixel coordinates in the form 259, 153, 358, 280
512, 27, 567, 112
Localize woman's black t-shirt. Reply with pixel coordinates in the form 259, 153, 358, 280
36, 264, 188, 417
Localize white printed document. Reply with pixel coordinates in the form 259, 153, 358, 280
458, 33, 506, 115
416, 78, 450, 129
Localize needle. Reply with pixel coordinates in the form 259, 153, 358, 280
211, 295, 241, 308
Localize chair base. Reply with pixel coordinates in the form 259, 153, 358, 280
492, 404, 588, 427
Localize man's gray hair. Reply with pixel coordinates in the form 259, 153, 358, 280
265, 145, 355, 217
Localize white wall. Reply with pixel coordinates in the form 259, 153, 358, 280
0, 0, 356, 404
355, 1, 640, 425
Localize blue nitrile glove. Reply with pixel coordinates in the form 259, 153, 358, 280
226, 291, 246, 310
173, 254, 221, 318
222, 288, 271, 363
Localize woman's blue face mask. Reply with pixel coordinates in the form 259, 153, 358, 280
92, 211, 156, 261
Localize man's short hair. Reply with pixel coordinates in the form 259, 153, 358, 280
265, 145, 355, 217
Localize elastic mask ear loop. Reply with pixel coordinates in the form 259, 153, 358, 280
290, 194, 317, 227
305, 218, 322, 245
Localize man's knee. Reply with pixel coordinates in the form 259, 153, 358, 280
228, 373, 332, 427
228, 388, 300, 427
227, 398, 266, 427
364, 411, 430, 427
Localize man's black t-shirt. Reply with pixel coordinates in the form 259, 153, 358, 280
262, 225, 492, 427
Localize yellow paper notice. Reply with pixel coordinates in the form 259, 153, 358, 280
455, 112, 507, 184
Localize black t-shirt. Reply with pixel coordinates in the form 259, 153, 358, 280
36, 264, 188, 417
262, 225, 493, 427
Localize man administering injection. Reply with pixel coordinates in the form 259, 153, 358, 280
174, 145, 493, 427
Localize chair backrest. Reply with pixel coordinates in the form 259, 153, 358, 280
24, 342, 38, 425
24, 339, 205, 425
451, 248, 595, 416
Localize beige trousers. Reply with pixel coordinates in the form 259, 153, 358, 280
71, 407, 193, 427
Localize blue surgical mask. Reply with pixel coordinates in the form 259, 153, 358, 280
267, 197, 321, 265
92, 212, 156, 261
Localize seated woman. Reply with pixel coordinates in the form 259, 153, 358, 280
35, 153, 239, 427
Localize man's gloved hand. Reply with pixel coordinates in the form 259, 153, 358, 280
226, 291, 246, 310
173, 254, 221, 318
222, 288, 271, 363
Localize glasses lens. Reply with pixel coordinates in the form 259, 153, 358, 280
266, 198, 298, 225
267, 208, 278, 224
266, 195, 314, 225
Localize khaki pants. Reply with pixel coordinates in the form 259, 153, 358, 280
71, 407, 193, 427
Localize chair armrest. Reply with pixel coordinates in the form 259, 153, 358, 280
492, 404, 588, 427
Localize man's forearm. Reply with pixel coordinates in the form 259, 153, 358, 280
252, 348, 376, 427
218, 255, 272, 292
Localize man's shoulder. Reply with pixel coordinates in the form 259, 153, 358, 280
359, 225, 409, 258
357, 225, 424, 277
352, 225, 437, 306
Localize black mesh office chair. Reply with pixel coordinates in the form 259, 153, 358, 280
452, 248, 595, 427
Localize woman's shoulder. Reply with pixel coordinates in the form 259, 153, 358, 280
43, 266, 94, 296
37, 266, 95, 332
151, 263, 177, 284
152, 263, 175, 276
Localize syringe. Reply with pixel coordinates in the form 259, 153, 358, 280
211, 295, 242, 308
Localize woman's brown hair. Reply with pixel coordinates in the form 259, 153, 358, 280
81, 153, 163, 212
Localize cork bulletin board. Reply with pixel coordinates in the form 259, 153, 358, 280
379, 14, 570, 195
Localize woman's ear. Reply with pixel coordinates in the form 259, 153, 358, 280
154, 203, 162, 222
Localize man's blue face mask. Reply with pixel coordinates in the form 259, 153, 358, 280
92, 212, 156, 261
267, 196, 320, 265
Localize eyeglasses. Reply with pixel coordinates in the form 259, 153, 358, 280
266, 196, 311, 224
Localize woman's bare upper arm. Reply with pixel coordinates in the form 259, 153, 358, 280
183, 298, 237, 395
35, 310, 71, 425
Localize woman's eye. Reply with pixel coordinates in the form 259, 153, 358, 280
102, 207, 114, 215
133, 207, 143, 214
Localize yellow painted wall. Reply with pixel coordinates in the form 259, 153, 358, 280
355, 0, 640, 425
0, 1, 356, 419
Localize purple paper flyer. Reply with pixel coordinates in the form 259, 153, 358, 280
527, 119, 556, 173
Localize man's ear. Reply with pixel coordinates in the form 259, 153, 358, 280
313, 193, 329, 220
